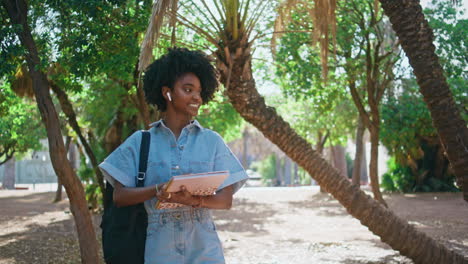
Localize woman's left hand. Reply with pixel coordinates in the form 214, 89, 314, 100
167, 185, 200, 206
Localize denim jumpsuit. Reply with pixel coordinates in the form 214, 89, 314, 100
99, 120, 248, 264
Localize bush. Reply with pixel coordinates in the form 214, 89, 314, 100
381, 157, 459, 193
381, 157, 414, 192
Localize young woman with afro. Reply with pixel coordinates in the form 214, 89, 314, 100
99, 47, 248, 263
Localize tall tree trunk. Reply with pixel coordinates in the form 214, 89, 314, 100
284, 156, 292, 185
361, 144, 369, 184
54, 177, 63, 202
216, 46, 467, 263
294, 162, 298, 185
379, 0, 468, 202
133, 60, 151, 129
2, 1, 100, 262
55, 136, 71, 203
369, 126, 387, 206
3, 156, 15, 189
104, 100, 126, 153
316, 131, 329, 193
332, 145, 348, 178
348, 79, 386, 205
275, 154, 283, 186
50, 81, 106, 202
242, 129, 249, 168
352, 115, 365, 186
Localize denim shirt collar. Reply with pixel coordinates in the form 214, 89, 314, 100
149, 119, 203, 131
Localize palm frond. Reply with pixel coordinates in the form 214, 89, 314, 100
138, 0, 175, 72
310, 0, 337, 79
245, 1, 270, 38
240, 0, 252, 26
11, 64, 34, 98
167, 9, 221, 49
270, 0, 299, 57
196, 0, 224, 34
213, 0, 227, 23
169, 0, 179, 45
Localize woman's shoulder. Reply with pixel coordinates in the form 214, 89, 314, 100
197, 127, 224, 142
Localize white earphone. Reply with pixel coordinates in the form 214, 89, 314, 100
166, 92, 172, 101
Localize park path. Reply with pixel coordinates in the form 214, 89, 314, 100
0, 186, 467, 263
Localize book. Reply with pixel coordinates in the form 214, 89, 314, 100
155, 170, 229, 210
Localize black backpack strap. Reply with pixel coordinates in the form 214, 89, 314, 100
136, 131, 150, 187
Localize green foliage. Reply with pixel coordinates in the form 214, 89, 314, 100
43, 0, 153, 83
0, 82, 44, 163
0, 15, 24, 78
197, 91, 243, 142
425, 0, 467, 79
297, 167, 312, 185
380, 84, 435, 163
78, 153, 102, 207
381, 157, 414, 192
424, 0, 467, 121
381, 157, 459, 193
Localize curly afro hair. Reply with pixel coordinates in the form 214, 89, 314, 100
143, 47, 219, 111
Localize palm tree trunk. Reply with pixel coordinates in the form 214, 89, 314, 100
2, 1, 100, 262
216, 47, 467, 263
379, 0, 468, 202
50, 81, 107, 202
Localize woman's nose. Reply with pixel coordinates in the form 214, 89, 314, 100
193, 92, 202, 102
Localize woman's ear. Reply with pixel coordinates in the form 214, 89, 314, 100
162, 86, 171, 102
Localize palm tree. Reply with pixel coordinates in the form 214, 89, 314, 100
378, 0, 468, 202
139, 0, 467, 262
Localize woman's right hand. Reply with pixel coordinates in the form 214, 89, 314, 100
155, 183, 171, 201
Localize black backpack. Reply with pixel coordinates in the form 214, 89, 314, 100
100, 131, 150, 264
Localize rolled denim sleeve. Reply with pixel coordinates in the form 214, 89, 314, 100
98, 131, 142, 188
213, 133, 249, 194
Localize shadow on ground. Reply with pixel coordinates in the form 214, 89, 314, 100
286, 192, 350, 217
212, 197, 278, 235
0, 192, 103, 264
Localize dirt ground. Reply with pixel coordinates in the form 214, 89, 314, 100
0, 186, 467, 264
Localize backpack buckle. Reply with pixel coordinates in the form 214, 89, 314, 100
137, 172, 146, 181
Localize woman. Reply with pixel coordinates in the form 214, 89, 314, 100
99, 47, 248, 263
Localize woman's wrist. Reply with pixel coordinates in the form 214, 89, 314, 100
155, 183, 164, 196
192, 196, 204, 208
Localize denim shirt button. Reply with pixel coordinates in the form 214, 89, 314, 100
179, 145, 184, 150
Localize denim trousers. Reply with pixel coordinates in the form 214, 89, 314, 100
145, 207, 225, 264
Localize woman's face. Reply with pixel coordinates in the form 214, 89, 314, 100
167, 72, 202, 118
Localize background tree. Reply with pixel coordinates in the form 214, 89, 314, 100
1, 0, 101, 261
380, 1, 466, 193
273, 0, 400, 203
378, 0, 468, 202
339, 0, 400, 206
0, 82, 43, 166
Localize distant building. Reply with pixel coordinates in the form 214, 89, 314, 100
0, 139, 79, 185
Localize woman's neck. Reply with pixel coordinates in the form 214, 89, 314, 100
162, 112, 192, 140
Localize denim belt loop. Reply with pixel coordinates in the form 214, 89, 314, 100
160, 213, 167, 225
